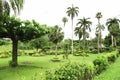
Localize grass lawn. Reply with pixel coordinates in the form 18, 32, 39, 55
0, 54, 99, 80
93, 55, 120, 80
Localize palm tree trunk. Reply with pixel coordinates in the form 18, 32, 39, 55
114, 37, 117, 47
55, 44, 58, 57
83, 30, 86, 50
97, 34, 100, 53
12, 39, 18, 67
71, 19, 74, 55
99, 31, 102, 52
111, 35, 114, 47
79, 38, 81, 50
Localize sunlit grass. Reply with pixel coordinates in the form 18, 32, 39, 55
0, 54, 99, 80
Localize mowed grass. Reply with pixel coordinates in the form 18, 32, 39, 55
93, 55, 120, 80
0, 54, 99, 80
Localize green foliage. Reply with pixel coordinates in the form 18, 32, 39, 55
46, 62, 95, 80
29, 35, 50, 51
51, 57, 61, 62
93, 56, 108, 74
48, 25, 64, 45
74, 50, 89, 56
91, 49, 98, 54
0, 51, 11, 58
0, 39, 9, 45
0, 15, 48, 67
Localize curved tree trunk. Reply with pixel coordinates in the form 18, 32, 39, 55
12, 39, 18, 67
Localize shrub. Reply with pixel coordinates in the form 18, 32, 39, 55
0, 51, 10, 58
107, 54, 116, 63
74, 50, 89, 57
92, 49, 98, 54
51, 57, 61, 62
46, 62, 95, 80
117, 48, 120, 54
93, 56, 108, 74
0, 53, 9, 58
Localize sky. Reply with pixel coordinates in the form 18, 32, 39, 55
19, 0, 120, 39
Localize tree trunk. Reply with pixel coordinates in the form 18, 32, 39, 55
111, 35, 114, 47
114, 37, 117, 47
55, 44, 58, 57
71, 19, 74, 55
79, 38, 81, 50
99, 31, 102, 52
97, 34, 100, 53
83, 30, 86, 50
12, 39, 18, 67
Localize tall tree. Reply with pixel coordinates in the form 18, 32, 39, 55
48, 25, 64, 57
66, 4, 79, 54
62, 17, 68, 40
0, 16, 48, 67
106, 18, 120, 47
76, 17, 92, 50
74, 27, 82, 49
62, 17, 68, 27
95, 12, 103, 53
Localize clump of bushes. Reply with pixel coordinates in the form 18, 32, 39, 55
51, 56, 61, 62
45, 51, 120, 80
46, 62, 95, 80
0, 51, 11, 58
93, 52, 119, 75
93, 56, 108, 74
74, 50, 89, 57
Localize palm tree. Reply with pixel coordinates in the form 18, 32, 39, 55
95, 12, 103, 53
96, 24, 105, 53
49, 25, 64, 57
76, 17, 92, 50
66, 4, 79, 54
74, 27, 82, 49
62, 17, 68, 40
96, 12, 102, 24
0, 0, 24, 16
106, 18, 120, 47
62, 17, 68, 27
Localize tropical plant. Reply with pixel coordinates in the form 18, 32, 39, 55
48, 25, 64, 57
62, 17, 68, 27
66, 4, 79, 54
76, 17, 92, 50
62, 17, 68, 40
0, 16, 48, 67
0, 0, 24, 17
95, 12, 104, 53
106, 18, 120, 47
74, 27, 82, 49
